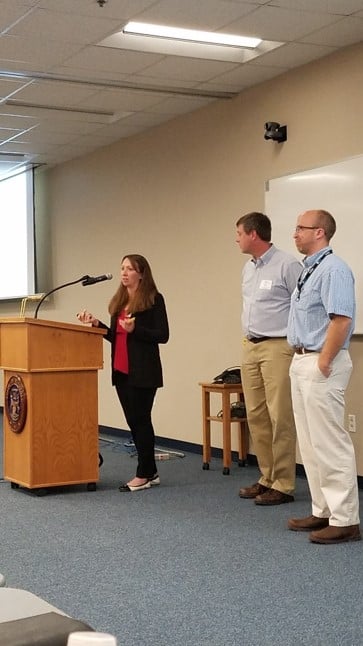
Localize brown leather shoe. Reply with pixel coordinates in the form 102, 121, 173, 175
309, 524, 361, 544
239, 482, 268, 499
288, 515, 329, 532
255, 488, 294, 505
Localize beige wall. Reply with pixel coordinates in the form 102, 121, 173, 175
1, 41, 363, 470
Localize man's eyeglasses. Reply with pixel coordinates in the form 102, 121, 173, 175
295, 225, 320, 233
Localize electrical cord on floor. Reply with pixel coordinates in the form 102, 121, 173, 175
99, 435, 185, 459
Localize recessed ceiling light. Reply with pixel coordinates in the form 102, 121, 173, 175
123, 22, 261, 49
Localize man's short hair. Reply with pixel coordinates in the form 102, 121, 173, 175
236, 212, 271, 242
315, 209, 336, 241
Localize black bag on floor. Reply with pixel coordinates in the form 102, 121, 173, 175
217, 401, 246, 419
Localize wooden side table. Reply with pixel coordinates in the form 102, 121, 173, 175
199, 382, 249, 475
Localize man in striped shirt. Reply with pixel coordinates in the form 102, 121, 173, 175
287, 209, 360, 544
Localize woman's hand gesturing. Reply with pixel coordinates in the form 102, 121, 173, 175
77, 309, 99, 326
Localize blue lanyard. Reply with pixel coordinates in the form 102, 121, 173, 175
296, 249, 333, 300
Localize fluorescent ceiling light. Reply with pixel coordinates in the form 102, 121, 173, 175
123, 22, 261, 49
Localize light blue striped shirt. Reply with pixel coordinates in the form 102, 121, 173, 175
287, 246, 355, 350
242, 245, 302, 337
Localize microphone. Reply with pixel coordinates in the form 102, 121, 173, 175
34, 273, 113, 319
82, 273, 113, 286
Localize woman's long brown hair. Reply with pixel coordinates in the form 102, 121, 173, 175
108, 254, 158, 316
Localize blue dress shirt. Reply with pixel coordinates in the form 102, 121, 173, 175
287, 246, 355, 350
242, 244, 302, 338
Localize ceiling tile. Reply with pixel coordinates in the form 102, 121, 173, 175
0, 0, 360, 169
61, 45, 165, 75
34, 119, 109, 136
8, 79, 104, 106
135, 0, 258, 31
50, 65, 131, 84
114, 111, 180, 126
222, 5, 343, 41
0, 77, 30, 99
87, 119, 150, 139
0, 114, 38, 131
0, 140, 55, 154
7, 8, 126, 45
0, 34, 83, 69
270, 0, 363, 14
0, 1, 36, 32
204, 61, 288, 87
14, 127, 76, 145
136, 56, 239, 82
34, 0, 158, 20
0, 127, 23, 142
252, 41, 337, 68
145, 95, 215, 115
300, 16, 363, 46
125, 74, 198, 90
74, 87, 167, 112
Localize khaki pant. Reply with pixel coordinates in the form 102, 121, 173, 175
241, 337, 296, 494
290, 350, 359, 526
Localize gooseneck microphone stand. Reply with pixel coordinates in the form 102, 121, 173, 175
34, 276, 90, 319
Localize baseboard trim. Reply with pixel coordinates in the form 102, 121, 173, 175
99, 424, 207, 458
99, 425, 306, 472
99, 423, 257, 463
1, 416, 362, 488
99, 424, 363, 488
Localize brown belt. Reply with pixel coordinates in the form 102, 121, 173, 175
294, 347, 317, 355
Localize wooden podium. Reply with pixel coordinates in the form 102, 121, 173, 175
0, 318, 105, 493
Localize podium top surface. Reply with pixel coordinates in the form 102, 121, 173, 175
0, 318, 106, 335
0, 318, 105, 371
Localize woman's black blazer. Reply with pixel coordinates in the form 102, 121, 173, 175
99, 292, 169, 389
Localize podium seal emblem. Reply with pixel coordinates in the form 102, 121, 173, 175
5, 375, 27, 433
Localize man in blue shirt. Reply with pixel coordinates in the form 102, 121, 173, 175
287, 209, 360, 544
236, 212, 301, 505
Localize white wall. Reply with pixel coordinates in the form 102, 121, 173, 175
2, 41, 363, 470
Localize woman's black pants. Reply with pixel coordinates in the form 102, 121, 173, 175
114, 372, 157, 479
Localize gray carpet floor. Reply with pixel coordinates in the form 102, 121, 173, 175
1, 423, 363, 646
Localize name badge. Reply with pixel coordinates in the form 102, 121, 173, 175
259, 279, 272, 290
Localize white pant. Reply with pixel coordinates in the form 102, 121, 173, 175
290, 350, 360, 526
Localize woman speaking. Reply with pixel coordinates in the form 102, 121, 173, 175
77, 254, 169, 492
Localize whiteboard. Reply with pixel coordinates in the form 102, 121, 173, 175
265, 154, 363, 333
